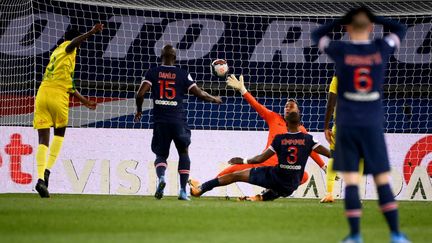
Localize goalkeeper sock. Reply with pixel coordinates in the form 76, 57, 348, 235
344, 185, 362, 236
200, 178, 220, 193
36, 144, 48, 180
377, 184, 399, 234
46, 136, 64, 170
178, 153, 191, 190
326, 158, 336, 194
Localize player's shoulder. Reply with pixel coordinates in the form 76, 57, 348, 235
175, 67, 190, 77
373, 38, 396, 51
147, 65, 159, 73
273, 133, 286, 141
328, 40, 347, 50
55, 41, 71, 52
302, 132, 314, 140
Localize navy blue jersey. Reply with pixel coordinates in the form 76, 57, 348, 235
143, 65, 196, 123
321, 38, 399, 126
321, 36, 399, 126
269, 132, 319, 188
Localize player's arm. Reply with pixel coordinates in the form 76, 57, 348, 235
189, 85, 222, 104
226, 74, 271, 120
373, 16, 407, 46
298, 126, 327, 170
228, 148, 275, 165
134, 81, 151, 122
311, 19, 342, 53
73, 90, 97, 110
65, 24, 104, 53
324, 89, 337, 145
313, 145, 331, 159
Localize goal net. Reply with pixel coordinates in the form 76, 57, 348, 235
0, 0, 431, 197
1, 0, 430, 132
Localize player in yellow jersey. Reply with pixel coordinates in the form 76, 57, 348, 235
321, 76, 363, 203
33, 24, 103, 198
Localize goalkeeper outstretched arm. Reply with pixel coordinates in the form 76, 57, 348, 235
226, 74, 272, 120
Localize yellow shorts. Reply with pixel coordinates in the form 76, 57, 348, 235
33, 86, 70, 129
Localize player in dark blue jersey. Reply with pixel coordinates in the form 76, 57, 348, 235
189, 110, 330, 198
135, 44, 222, 200
312, 6, 409, 243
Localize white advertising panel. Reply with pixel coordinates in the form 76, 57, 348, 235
1, 127, 431, 200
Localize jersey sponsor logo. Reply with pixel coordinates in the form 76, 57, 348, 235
281, 138, 305, 146
154, 99, 178, 106
279, 164, 302, 170
344, 52, 382, 66
343, 91, 380, 101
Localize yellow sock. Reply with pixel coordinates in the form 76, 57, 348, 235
36, 144, 48, 180
46, 136, 64, 170
326, 158, 337, 194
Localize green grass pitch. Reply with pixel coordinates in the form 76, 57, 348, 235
0, 194, 431, 243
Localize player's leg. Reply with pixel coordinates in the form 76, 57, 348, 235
42, 90, 69, 189
173, 123, 192, 200
151, 123, 172, 199
33, 90, 52, 198
334, 125, 363, 242
260, 189, 280, 201
238, 188, 280, 202
322, 125, 337, 203
233, 159, 279, 201
218, 164, 255, 177
373, 173, 410, 243
44, 126, 66, 188
363, 126, 410, 242
218, 156, 277, 177
35, 129, 50, 198
241, 166, 283, 201
321, 155, 337, 203
191, 169, 252, 197
340, 172, 363, 243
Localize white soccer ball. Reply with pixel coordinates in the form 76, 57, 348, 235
211, 59, 229, 78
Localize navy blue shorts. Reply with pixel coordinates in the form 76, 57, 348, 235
249, 167, 294, 197
151, 122, 191, 157
333, 125, 390, 175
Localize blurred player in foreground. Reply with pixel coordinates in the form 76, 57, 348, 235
312, 6, 409, 243
189, 110, 331, 199
321, 76, 362, 203
33, 24, 103, 198
135, 44, 222, 200
190, 74, 328, 201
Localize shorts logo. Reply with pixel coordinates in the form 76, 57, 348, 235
37, 119, 47, 125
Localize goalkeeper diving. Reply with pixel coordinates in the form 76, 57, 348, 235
189, 74, 329, 201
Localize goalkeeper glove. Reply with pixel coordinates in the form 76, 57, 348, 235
226, 74, 247, 95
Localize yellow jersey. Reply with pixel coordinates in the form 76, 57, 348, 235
41, 41, 77, 93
